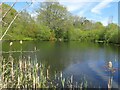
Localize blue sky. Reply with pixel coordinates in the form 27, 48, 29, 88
4, 0, 119, 26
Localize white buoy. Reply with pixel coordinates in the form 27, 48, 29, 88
108, 61, 112, 68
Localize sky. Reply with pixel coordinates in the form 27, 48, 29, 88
4, 0, 119, 26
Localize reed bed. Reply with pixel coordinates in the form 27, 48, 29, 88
0, 41, 89, 89
0, 55, 89, 89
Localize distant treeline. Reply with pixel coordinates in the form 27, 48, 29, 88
2, 2, 120, 44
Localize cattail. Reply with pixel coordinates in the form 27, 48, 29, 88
20, 40, 22, 44
37, 76, 39, 84
28, 60, 31, 66
18, 76, 20, 88
61, 78, 65, 88
33, 76, 36, 88
11, 59, 14, 80
10, 42, 13, 46
25, 60, 27, 71
28, 56, 31, 61
71, 75, 73, 84
29, 72, 31, 80
60, 72, 63, 79
47, 69, 49, 79
34, 47, 37, 51
2, 62, 5, 80
80, 82, 83, 89
19, 60, 22, 72
36, 63, 38, 70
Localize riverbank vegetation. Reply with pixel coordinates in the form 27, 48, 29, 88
2, 1, 120, 44
0, 45, 89, 89
1, 1, 119, 89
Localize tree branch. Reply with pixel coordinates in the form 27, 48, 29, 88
2, 1, 17, 20
0, 2, 33, 41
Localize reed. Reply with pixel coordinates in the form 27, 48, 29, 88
0, 41, 89, 89
0, 54, 90, 89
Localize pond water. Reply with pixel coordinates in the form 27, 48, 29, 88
2, 41, 120, 88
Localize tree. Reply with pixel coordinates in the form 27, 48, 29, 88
105, 23, 119, 43
37, 0, 73, 40
1, 2, 33, 40
72, 15, 87, 29
93, 22, 104, 30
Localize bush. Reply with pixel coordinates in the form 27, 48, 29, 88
36, 25, 52, 41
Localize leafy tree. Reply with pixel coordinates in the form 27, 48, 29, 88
2, 3, 17, 34
35, 24, 52, 40
37, 1, 73, 40
2, 3, 34, 40
72, 15, 85, 28
105, 23, 119, 43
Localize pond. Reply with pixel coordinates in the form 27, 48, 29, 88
2, 41, 120, 88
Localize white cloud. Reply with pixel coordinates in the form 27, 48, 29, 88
91, 0, 113, 14
60, 2, 86, 12
76, 2, 94, 16
87, 15, 109, 26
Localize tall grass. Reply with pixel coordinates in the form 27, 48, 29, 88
0, 41, 116, 90
0, 41, 116, 89
0, 41, 89, 89
0, 55, 90, 89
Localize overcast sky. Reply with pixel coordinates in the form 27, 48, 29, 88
5, 0, 119, 26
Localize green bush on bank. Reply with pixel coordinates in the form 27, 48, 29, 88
35, 25, 52, 41
68, 26, 119, 44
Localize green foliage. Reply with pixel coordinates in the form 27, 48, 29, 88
105, 24, 119, 43
35, 25, 52, 40
2, 3, 119, 45
2, 3, 17, 37
37, 1, 73, 40
68, 23, 119, 44
2, 3, 17, 25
